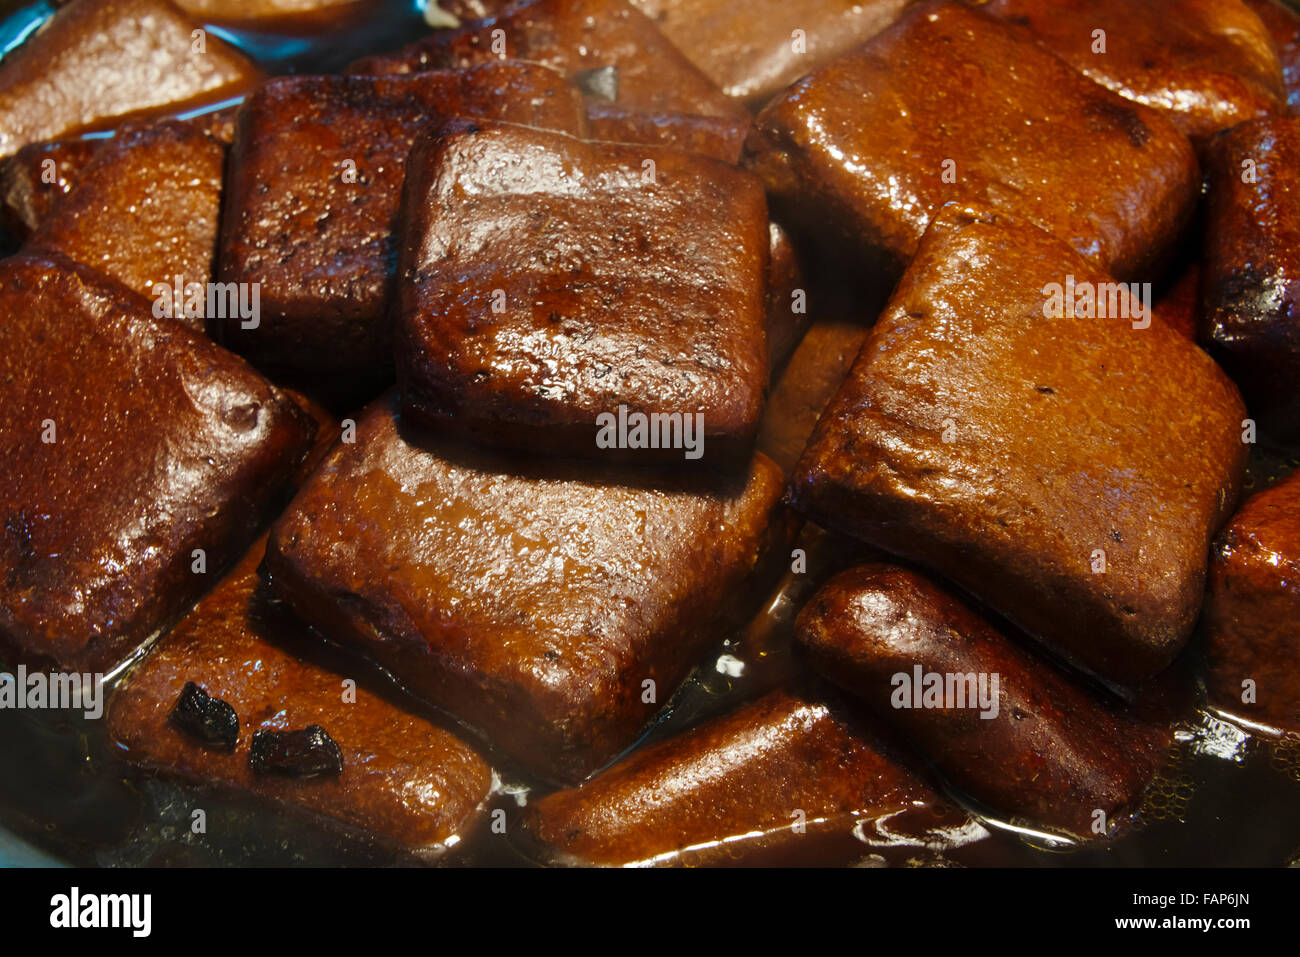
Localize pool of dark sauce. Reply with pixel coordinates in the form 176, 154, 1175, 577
2, 0, 1300, 867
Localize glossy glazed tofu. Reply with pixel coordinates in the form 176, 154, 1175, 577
346, 0, 743, 119
216, 64, 586, 395
1200, 116, 1300, 439
107, 537, 493, 858
394, 122, 770, 462
25, 122, 226, 326
1204, 470, 1300, 734
629, 0, 908, 104
744, 0, 1198, 280
264, 394, 791, 784
1246, 0, 1300, 113
0, 139, 100, 240
979, 0, 1285, 142
0, 253, 315, 675
584, 104, 746, 161
0, 0, 259, 158
791, 204, 1248, 685
796, 565, 1168, 839
521, 687, 976, 865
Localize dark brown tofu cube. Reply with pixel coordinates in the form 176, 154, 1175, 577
25, 121, 225, 328
1200, 116, 1300, 439
264, 394, 790, 784
1203, 470, 1300, 734
521, 688, 975, 865
0, 0, 259, 158
981, 0, 1285, 142
107, 536, 493, 858
394, 121, 770, 462
0, 138, 99, 240
792, 204, 1248, 685
0, 253, 314, 675
346, 0, 743, 120
796, 564, 1168, 839
629, 0, 907, 105
744, 0, 1198, 280
215, 64, 587, 395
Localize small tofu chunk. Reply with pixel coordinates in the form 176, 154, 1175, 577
1200, 116, 1300, 439
26, 121, 225, 326
394, 122, 770, 462
521, 688, 974, 865
744, 0, 1198, 280
792, 204, 1248, 685
107, 537, 493, 858
216, 64, 586, 396
981, 0, 1285, 142
796, 564, 1168, 838
0, 253, 314, 674
264, 394, 789, 783
0, 0, 259, 158
1204, 470, 1300, 734
346, 0, 743, 119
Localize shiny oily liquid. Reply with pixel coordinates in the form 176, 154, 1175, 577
1, 0, 1300, 867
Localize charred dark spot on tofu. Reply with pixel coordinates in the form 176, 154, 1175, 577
1084, 97, 1152, 148
169, 682, 239, 750
249, 725, 344, 778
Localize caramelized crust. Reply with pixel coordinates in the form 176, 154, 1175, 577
0, 253, 315, 675
1204, 470, 1300, 734
394, 122, 770, 461
346, 0, 744, 119
522, 687, 971, 865
979, 0, 1285, 142
26, 122, 225, 324
796, 564, 1167, 838
792, 205, 1248, 685
744, 0, 1198, 280
264, 394, 790, 783
1200, 116, 1300, 438
216, 65, 587, 393
107, 537, 493, 857
0, 0, 259, 158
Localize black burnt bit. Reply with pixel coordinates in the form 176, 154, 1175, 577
249, 725, 344, 778
169, 682, 239, 750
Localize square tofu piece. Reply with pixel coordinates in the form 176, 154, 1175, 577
0, 253, 314, 675
744, 0, 1198, 280
792, 205, 1248, 685
1200, 116, 1300, 439
347, 0, 743, 120
1203, 470, 1300, 734
26, 121, 226, 329
216, 64, 587, 394
108, 537, 493, 858
394, 121, 770, 462
264, 395, 789, 784
980, 0, 1285, 142
0, 0, 259, 158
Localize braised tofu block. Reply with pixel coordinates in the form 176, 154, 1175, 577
1200, 116, 1300, 438
264, 395, 789, 784
521, 688, 975, 866
629, 0, 907, 104
395, 122, 770, 462
25, 122, 225, 327
584, 104, 745, 162
0, 0, 259, 159
744, 0, 1198, 280
0, 253, 315, 675
792, 205, 1248, 685
980, 0, 1285, 142
1246, 0, 1300, 113
1204, 470, 1300, 734
216, 65, 586, 392
796, 565, 1168, 838
346, 0, 743, 119
0, 138, 100, 240
765, 221, 809, 372
107, 537, 493, 858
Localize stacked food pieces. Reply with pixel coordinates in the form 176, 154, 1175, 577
0, 0, 1296, 865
